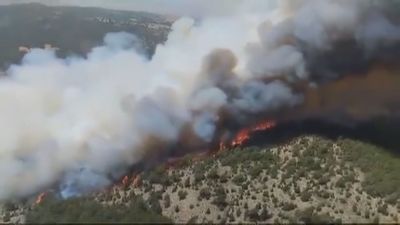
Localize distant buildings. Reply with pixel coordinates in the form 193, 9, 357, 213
93, 16, 170, 30
18, 44, 60, 53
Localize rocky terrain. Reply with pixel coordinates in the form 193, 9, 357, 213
2, 135, 400, 224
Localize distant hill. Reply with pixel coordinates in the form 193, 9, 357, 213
0, 3, 172, 68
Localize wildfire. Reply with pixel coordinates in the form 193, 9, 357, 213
231, 120, 276, 147
132, 174, 142, 187
253, 120, 277, 131
35, 192, 47, 205
119, 174, 142, 188
114, 120, 276, 192
231, 128, 251, 147
122, 175, 129, 186
219, 141, 226, 151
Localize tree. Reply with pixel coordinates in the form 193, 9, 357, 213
300, 191, 312, 202
199, 187, 211, 200
163, 194, 171, 208
148, 193, 162, 214
236, 208, 242, 217
26, 196, 172, 224
212, 194, 228, 210
282, 202, 297, 211
184, 177, 190, 187
232, 174, 246, 185
208, 168, 219, 180
246, 207, 259, 222
178, 190, 188, 200
260, 207, 273, 221
378, 204, 389, 216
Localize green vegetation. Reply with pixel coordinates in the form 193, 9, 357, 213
0, 3, 171, 68
339, 138, 400, 199
199, 187, 212, 200
282, 202, 297, 211
212, 186, 228, 210
232, 174, 247, 185
178, 190, 188, 200
13, 135, 400, 224
300, 191, 312, 202
26, 195, 172, 224
164, 194, 171, 208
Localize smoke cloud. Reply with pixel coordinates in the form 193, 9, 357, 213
0, 0, 399, 200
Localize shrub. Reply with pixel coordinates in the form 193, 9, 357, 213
249, 164, 264, 178
246, 208, 259, 222
163, 194, 171, 208
194, 171, 205, 184
352, 204, 358, 213
236, 208, 242, 217
282, 202, 297, 211
184, 177, 190, 187
148, 193, 162, 214
207, 169, 219, 180
26, 196, 172, 224
260, 207, 273, 221
198, 187, 211, 200
300, 191, 312, 202
232, 174, 247, 185
319, 190, 330, 199
295, 206, 315, 223
3, 212, 10, 222
377, 204, 389, 216
178, 190, 188, 200
143, 165, 171, 185
340, 139, 400, 198
365, 209, 370, 219
219, 173, 229, 183
212, 194, 228, 210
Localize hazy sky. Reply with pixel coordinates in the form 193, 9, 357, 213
0, 0, 277, 16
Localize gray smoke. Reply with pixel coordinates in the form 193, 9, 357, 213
0, 0, 399, 200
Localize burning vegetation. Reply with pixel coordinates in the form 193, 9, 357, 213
34, 193, 47, 205
231, 120, 277, 147
0, 0, 400, 205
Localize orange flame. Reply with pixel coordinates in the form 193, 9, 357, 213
122, 175, 129, 186
35, 192, 46, 205
231, 120, 276, 147
253, 120, 277, 131
132, 174, 141, 187
231, 128, 251, 147
219, 141, 226, 151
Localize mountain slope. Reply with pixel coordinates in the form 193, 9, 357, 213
7, 135, 400, 224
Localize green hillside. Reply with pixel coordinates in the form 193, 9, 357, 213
9, 135, 399, 224
0, 3, 172, 68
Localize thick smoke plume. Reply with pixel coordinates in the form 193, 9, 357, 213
1, 0, 400, 200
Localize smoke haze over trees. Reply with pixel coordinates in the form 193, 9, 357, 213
0, 0, 399, 201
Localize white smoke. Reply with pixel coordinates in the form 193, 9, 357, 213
0, 0, 399, 200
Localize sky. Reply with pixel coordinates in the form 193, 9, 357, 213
0, 0, 278, 17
